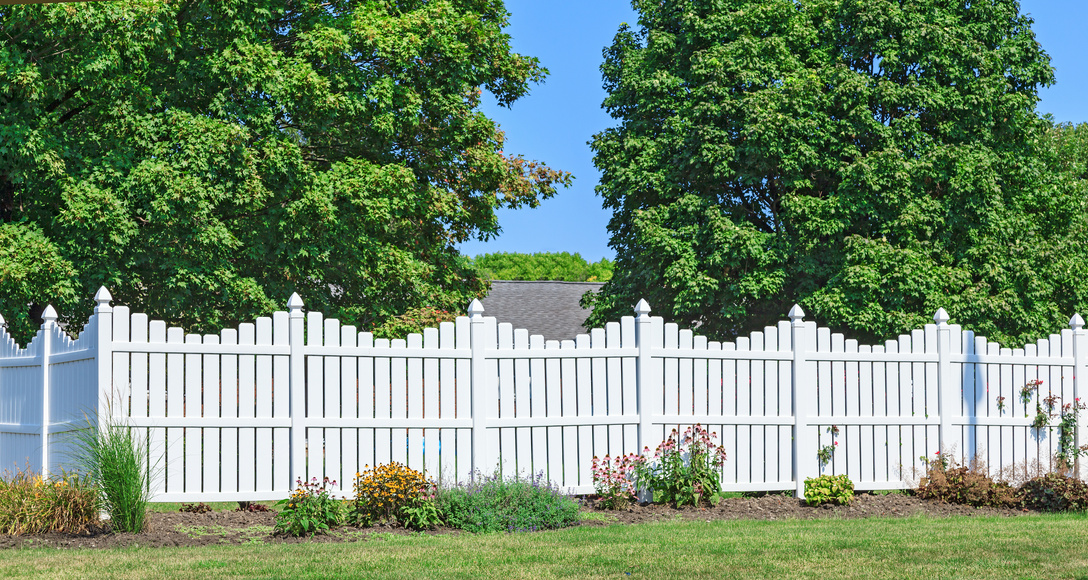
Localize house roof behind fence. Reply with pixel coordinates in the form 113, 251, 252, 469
479, 280, 603, 341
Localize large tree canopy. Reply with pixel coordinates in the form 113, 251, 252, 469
586, 0, 1088, 346
0, 0, 570, 343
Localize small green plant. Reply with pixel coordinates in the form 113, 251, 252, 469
590, 453, 643, 509
435, 470, 580, 533
1056, 398, 1088, 469
274, 476, 343, 537
399, 491, 442, 530
67, 413, 158, 533
1019, 473, 1088, 512
817, 443, 836, 465
919, 451, 949, 472
996, 395, 1007, 413
180, 502, 212, 514
803, 474, 854, 507
351, 462, 435, 528
633, 424, 728, 507
0, 469, 99, 534
1021, 379, 1043, 410
1031, 406, 1049, 430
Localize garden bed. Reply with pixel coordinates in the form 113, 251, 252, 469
0, 492, 1033, 550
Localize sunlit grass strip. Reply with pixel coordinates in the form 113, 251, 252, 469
2, 513, 1088, 579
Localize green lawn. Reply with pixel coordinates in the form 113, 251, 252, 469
2, 512, 1088, 579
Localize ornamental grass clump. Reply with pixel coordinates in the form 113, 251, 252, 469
351, 462, 440, 529
0, 468, 98, 535
436, 470, 579, 533
68, 414, 157, 533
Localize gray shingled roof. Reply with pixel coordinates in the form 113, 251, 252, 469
479, 280, 604, 340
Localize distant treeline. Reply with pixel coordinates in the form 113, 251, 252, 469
472, 252, 614, 282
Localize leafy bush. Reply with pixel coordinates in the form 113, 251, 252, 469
633, 424, 728, 507
373, 307, 459, 340
0, 469, 98, 534
436, 470, 580, 533
1019, 473, 1088, 512
916, 454, 1017, 508
68, 416, 156, 533
804, 474, 855, 507
275, 476, 343, 537
351, 462, 439, 529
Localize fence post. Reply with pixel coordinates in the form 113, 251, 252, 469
934, 308, 960, 458
468, 299, 496, 477
634, 300, 655, 458
287, 293, 306, 488
39, 306, 57, 478
790, 305, 816, 498
93, 287, 113, 469
1071, 313, 1086, 479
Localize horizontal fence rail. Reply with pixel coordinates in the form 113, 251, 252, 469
0, 289, 1084, 501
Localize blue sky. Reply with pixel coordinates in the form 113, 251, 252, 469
458, 0, 1088, 262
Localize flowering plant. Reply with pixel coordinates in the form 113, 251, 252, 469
920, 451, 949, 472
633, 424, 728, 507
996, 395, 1007, 413
352, 462, 436, 528
591, 453, 644, 509
1057, 398, 1088, 469
274, 476, 343, 536
1021, 379, 1043, 408
817, 442, 837, 465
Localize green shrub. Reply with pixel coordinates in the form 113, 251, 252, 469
804, 474, 854, 507
68, 415, 156, 533
436, 470, 580, 533
0, 469, 98, 534
633, 424, 728, 507
275, 476, 344, 537
1019, 473, 1088, 512
916, 455, 1017, 508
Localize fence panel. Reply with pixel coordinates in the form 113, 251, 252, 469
2, 288, 1086, 502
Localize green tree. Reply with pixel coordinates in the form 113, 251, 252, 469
587, 0, 1088, 346
0, 0, 570, 344
473, 251, 614, 281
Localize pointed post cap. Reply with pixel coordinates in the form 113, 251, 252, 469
287, 292, 304, 314
634, 299, 651, 318
42, 304, 58, 325
934, 308, 950, 326
1071, 313, 1085, 331
468, 298, 484, 319
788, 304, 805, 322
93, 286, 112, 313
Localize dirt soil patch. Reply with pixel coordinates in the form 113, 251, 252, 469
0, 493, 1033, 550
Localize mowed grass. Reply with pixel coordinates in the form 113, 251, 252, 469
2, 512, 1088, 579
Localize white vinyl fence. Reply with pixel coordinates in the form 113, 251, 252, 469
1, 287, 1084, 501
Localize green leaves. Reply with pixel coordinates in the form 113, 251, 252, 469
472, 252, 614, 282
0, 1, 569, 343
589, 0, 1088, 346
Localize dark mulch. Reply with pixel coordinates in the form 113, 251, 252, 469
0, 493, 1034, 550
